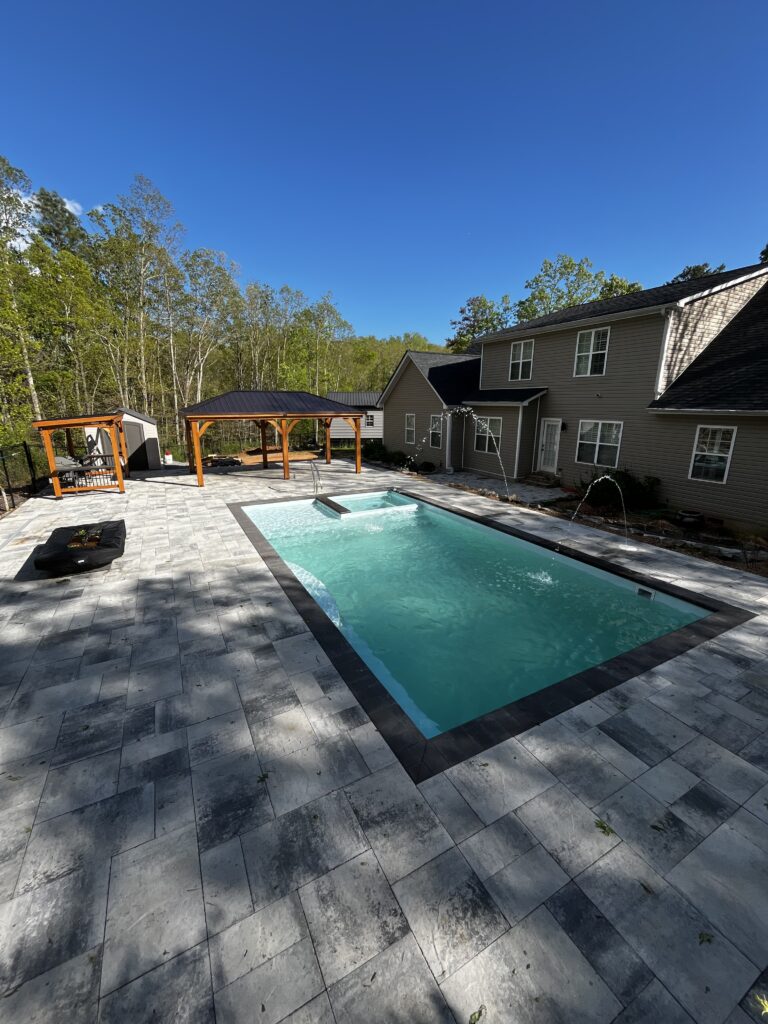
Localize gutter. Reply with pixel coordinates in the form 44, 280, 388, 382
648, 407, 768, 417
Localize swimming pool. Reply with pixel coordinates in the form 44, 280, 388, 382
243, 490, 707, 739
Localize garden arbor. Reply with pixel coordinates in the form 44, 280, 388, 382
181, 390, 363, 486
33, 412, 129, 497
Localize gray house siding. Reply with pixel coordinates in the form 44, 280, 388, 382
330, 409, 383, 439
381, 360, 446, 466
459, 406, 519, 478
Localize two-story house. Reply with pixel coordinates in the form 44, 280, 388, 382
380, 263, 768, 531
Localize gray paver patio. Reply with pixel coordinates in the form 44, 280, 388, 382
0, 460, 767, 1021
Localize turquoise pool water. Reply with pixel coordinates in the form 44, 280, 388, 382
245, 492, 705, 737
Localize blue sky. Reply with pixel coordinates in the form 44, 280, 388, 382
3, 1, 767, 343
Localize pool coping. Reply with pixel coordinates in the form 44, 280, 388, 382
228, 489, 755, 783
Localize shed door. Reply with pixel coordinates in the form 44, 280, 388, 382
538, 418, 561, 473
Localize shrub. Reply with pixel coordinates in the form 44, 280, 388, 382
418, 461, 436, 473
362, 439, 387, 461
387, 450, 408, 468
578, 468, 661, 512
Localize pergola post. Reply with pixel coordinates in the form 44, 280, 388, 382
117, 420, 130, 478
185, 419, 194, 474
259, 421, 269, 469
354, 416, 362, 474
280, 418, 290, 480
40, 428, 62, 499
324, 418, 332, 464
107, 424, 125, 493
191, 420, 205, 487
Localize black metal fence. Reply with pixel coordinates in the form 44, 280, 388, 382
0, 442, 49, 511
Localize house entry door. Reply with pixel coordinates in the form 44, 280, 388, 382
538, 418, 561, 473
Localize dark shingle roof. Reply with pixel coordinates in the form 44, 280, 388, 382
481, 264, 768, 342
461, 388, 547, 405
326, 391, 382, 408
406, 352, 481, 404
650, 283, 768, 412
181, 391, 362, 416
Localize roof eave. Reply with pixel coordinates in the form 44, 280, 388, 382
479, 304, 670, 345
648, 406, 768, 416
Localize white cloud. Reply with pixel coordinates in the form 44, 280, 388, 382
64, 197, 83, 217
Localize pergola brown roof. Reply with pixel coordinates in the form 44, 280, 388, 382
181, 390, 364, 484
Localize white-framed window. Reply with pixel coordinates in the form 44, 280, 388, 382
365, 413, 375, 427
576, 420, 623, 468
429, 414, 442, 448
474, 416, 502, 454
688, 425, 737, 484
404, 413, 415, 445
509, 339, 534, 381
574, 327, 610, 376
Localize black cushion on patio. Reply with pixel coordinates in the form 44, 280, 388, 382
34, 520, 126, 575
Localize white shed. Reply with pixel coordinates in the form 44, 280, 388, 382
84, 408, 162, 470
326, 392, 383, 440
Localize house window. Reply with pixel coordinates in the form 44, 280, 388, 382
429, 414, 442, 448
509, 339, 534, 381
574, 327, 610, 376
404, 413, 415, 445
576, 420, 623, 468
474, 416, 502, 454
689, 425, 736, 484
365, 413, 375, 427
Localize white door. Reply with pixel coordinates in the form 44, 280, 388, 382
538, 418, 561, 473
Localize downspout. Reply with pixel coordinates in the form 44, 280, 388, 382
444, 408, 453, 471
513, 407, 523, 479
531, 395, 541, 471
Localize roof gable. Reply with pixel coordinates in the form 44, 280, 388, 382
650, 282, 768, 412
379, 350, 480, 406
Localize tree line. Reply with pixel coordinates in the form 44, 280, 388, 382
3, 152, 765, 449
0, 155, 438, 449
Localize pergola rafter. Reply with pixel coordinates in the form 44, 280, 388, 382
180, 391, 364, 486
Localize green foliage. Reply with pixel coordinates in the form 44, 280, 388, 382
361, 438, 387, 461
446, 295, 513, 351
667, 263, 726, 284
385, 450, 408, 468
34, 188, 87, 253
0, 155, 437, 450
514, 254, 642, 323
759, 242, 768, 264
579, 468, 661, 512
418, 460, 436, 473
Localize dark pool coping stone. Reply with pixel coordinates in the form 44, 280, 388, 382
228, 489, 754, 783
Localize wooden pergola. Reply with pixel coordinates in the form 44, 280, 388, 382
32, 412, 129, 498
181, 390, 363, 486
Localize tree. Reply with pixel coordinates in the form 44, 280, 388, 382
0, 155, 43, 421
759, 243, 768, 264
446, 295, 513, 352
513, 254, 642, 323
597, 273, 644, 300
667, 263, 726, 284
34, 188, 87, 252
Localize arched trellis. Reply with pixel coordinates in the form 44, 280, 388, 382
181, 392, 363, 486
